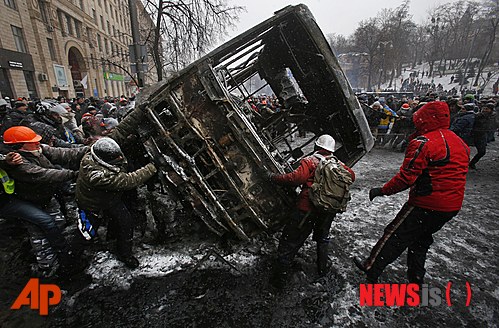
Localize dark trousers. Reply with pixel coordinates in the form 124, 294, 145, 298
84, 200, 134, 257
470, 134, 487, 166
276, 209, 336, 272
364, 203, 457, 283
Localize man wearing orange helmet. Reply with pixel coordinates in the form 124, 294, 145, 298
1, 126, 88, 278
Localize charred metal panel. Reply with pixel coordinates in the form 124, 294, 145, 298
138, 4, 373, 240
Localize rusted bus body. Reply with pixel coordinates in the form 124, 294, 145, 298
138, 4, 374, 240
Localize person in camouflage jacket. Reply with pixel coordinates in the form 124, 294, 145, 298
76, 137, 157, 268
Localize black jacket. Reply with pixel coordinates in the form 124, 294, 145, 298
5, 145, 88, 205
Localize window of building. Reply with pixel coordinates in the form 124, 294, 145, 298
86, 26, 92, 42
57, 11, 65, 33
78, 0, 83, 10
11, 25, 27, 53
97, 33, 102, 51
104, 0, 108, 13
107, 21, 111, 34
75, 20, 81, 38
39, 0, 49, 23
104, 38, 108, 54
97, 0, 101, 7
4, 0, 17, 10
110, 41, 114, 55
65, 14, 73, 35
92, 9, 97, 23
47, 38, 56, 60
24, 71, 38, 99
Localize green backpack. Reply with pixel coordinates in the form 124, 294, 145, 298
309, 154, 353, 213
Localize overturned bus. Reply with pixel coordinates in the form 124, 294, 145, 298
135, 4, 374, 241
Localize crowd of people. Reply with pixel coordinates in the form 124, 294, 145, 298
359, 92, 499, 170
0, 94, 156, 280
0, 90, 497, 289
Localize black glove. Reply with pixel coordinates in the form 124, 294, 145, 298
257, 167, 275, 181
265, 171, 276, 181
369, 187, 384, 201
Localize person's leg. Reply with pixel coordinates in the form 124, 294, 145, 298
23, 223, 58, 277
122, 188, 147, 237
276, 211, 314, 270
406, 210, 456, 284
469, 135, 487, 168
312, 211, 336, 276
271, 210, 314, 287
361, 204, 426, 282
1, 197, 85, 276
2, 197, 68, 253
104, 200, 137, 268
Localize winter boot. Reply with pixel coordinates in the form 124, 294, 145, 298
353, 257, 378, 283
117, 254, 139, 269
57, 250, 88, 276
269, 265, 288, 290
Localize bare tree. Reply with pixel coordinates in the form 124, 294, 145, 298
379, 1, 415, 88
353, 18, 384, 91
327, 33, 353, 55
142, 0, 244, 81
473, 0, 499, 87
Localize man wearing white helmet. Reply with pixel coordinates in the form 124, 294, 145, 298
265, 134, 355, 289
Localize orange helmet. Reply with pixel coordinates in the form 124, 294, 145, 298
3, 126, 42, 144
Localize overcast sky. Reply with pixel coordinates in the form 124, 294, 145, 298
226, 0, 463, 38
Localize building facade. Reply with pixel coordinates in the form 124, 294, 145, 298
337, 52, 370, 92
0, 0, 157, 100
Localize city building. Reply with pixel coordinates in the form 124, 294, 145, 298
337, 52, 370, 92
0, 0, 157, 100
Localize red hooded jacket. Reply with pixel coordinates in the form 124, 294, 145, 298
381, 101, 470, 212
272, 149, 355, 212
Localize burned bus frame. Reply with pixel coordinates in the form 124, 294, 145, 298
138, 4, 374, 241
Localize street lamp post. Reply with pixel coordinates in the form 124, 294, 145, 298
128, 0, 144, 88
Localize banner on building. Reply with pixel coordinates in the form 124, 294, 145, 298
104, 72, 124, 81
53, 64, 68, 88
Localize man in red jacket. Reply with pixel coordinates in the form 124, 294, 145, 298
354, 101, 470, 284
267, 134, 355, 288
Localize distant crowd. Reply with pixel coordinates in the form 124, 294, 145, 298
0, 95, 136, 147
358, 92, 498, 170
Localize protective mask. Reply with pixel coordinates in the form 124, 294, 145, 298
24, 149, 43, 157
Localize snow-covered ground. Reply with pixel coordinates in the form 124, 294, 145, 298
1, 139, 498, 327
380, 61, 498, 96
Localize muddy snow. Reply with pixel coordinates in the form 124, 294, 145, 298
1, 140, 498, 327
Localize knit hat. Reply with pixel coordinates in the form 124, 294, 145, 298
91, 137, 124, 165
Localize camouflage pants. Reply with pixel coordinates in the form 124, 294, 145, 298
1, 196, 67, 277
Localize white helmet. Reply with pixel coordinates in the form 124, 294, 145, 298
315, 134, 335, 152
